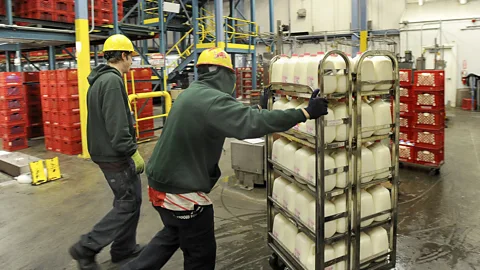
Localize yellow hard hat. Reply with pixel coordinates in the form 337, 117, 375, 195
197, 47, 234, 72
103, 34, 135, 52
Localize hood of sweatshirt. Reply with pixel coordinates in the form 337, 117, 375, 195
197, 67, 236, 95
87, 64, 123, 85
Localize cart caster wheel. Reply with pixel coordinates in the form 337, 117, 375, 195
269, 254, 285, 270
429, 168, 440, 176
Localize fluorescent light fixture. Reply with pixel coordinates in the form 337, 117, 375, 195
419, 0, 424, 5
164, 2, 180, 13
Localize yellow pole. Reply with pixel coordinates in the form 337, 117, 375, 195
75, 0, 91, 159
360, 30, 368, 53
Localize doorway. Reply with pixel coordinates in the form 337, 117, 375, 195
423, 44, 458, 107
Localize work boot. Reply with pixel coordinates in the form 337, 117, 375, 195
69, 244, 99, 270
111, 244, 145, 263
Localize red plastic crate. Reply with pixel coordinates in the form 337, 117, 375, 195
20, 10, 54, 21
25, 83, 40, 92
95, 10, 112, 24
413, 128, 444, 148
127, 68, 152, 80
44, 122, 52, 137
55, 1, 74, 12
59, 109, 80, 126
399, 86, 414, 102
49, 83, 57, 97
3, 135, 28, 151
399, 143, 415, 163
0, 72, 23, 86
56, 69, 77, 82
0, 123, 27, 139
16, 0, 53, 13
53, 137, 62, 152
413, 110, 445, 130
42, 97, 58, 111
414, 70, 445, 91
414, 145, 444, 166
39, 71, 49, 82
59, 97, 79, 111
399, 101, 414, 116
50, 111, 61, 124
399, 128, 413, 142
60, 125, 81, 140
45, 136, 54, 151
56, 11, 73, 23
414, 91, 444, 111
399, 115, 413, 129
40, 84, 49, 96
462, 98, 476, 111
133, 82, 152, 93
27, 126, 44, 138
42, 110, 51, 123
26, 93, 42, 104
0, 99, 25, 110
0, 110, 26, 124
24, 72, 40, 82
399, 69, 413, 86
57, 81, 79, 98
0, 85, 25, 99
61, 138, 82, 155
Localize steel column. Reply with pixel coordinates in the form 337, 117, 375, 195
214, 0, 224, 46
5, 0, 13, 25
48, 46, 55, 70
269, 0, 274, 52
93, 45, 99, 65
158, 0, 166, 91
113, 0, 119, 33
250, 0, 256, 89
351, 0, 367, 55
5, 53, 11, 72
193, 0, 199, 80
75, 0, 91, 158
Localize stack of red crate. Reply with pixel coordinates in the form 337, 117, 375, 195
126, 68, 154, 139
40, 69, 82, 155
15, 0, 123, 25
0, 72, 29, 151
399, 69, 445, 167
24, 72, 44, 138
235, 67, 264, 98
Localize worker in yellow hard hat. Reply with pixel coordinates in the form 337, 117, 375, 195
69, 34, 144, 270
123, 47, 328, 269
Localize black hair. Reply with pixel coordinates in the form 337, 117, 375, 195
104, 51, 132, 64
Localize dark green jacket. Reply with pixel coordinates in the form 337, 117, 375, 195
146, 68, 306, 194
86, 65, 137, 163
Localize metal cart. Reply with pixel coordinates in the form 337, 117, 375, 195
265, 50, 400, 270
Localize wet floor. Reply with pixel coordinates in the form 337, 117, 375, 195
0, 108, 479, 270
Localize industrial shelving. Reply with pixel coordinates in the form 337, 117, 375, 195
265, 50, 400, 270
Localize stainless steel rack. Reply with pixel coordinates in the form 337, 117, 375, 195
266, 50, 354, 270
265, 50, 400, 270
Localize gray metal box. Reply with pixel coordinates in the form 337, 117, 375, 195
0, 152, 40, 177
231, 139, 264, 174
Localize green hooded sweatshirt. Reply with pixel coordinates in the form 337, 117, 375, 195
146, 67, 306, 194
86, 64, 137, 163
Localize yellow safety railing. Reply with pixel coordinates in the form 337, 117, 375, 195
196, 15, 258, 43
124, 71, 172, 141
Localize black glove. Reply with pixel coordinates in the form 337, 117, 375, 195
260, 86, 274, 109
304, 89, 329, 119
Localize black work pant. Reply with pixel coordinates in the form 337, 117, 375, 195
76, 163, 142, 258
122, 205, 216, 270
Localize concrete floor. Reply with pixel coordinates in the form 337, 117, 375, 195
0, 108, 479, 270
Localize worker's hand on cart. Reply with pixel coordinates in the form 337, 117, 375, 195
259, 86, 274, 109
303, 89, 329, 119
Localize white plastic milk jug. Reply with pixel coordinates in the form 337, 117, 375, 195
306, 244, 335, 270
371, 99, 392, 135
369, 142, 391, 179
371, 56, 393, 90
283, 183, 302, 214
273, 213, 288, 242
360, 189, 375, 227
283, 141, 300, 172
366, 226, 389, 261
333, 240, 347, 270
272, 137, 289, 165
283, 219, 298, 253
295, 101, 309, 134
270, 55, 288, 83
283, 54, 299, 84
331, 149, 348, 188
334, 194, 347, 233
361, 103, 376, 138
334, 55, 348, 94
324, 106, 336, 143
284, 97, 301, 110
333, 103, 348, 141
359, 232, 373, 266
306, 53, 321, 89
361, 146, 376, 183
294, 147, 315, 182
295, 190, 314, 225
272, 96, 288, 110
352, 53, 376, 91
324, 153, 337, 192
296, 53, 310, 86
294, 232, 315, 264
308, 199, 336, 238
367, 185, 391, 221
321, 54, 338, 94
272, 176, 290, 204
